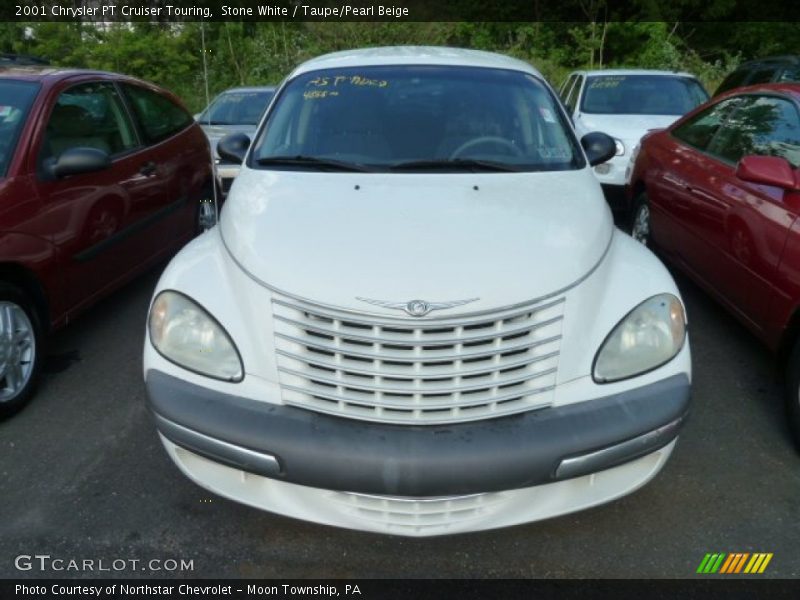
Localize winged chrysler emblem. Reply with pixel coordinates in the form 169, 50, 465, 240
356, 297, 479, 317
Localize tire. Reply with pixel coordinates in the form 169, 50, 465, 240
0, 283, 43, 419
196, 183, 219, 233
629, 193, 651, 247
785, 338, 800, 451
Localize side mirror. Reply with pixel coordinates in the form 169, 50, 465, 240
217, 132, 250, 164
581, 132, 616, 167
736, 155, 799, 190
193, 113, 202, 121
51, 147, 111, 178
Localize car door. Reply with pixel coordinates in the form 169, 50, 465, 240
120, 82, 202, 254
679, 94, 800, 329
649, 97, 745, 262
32, 79, 154, 311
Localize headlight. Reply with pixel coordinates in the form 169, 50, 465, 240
149, 291, 243, 381
614, 138, 625, 156
593, 294, 686, 383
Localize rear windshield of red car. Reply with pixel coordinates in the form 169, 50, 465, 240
0, 80, 40, 177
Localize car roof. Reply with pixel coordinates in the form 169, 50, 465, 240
290, 46, 542, 79
716, 82, 800, 100
736, 55, 800, 67
571, 68, 697, 78
0, 53, 49, 66
0, 66, 132, 83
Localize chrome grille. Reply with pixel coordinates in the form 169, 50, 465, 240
271, 294, 564, 424
328, 492, 507, 534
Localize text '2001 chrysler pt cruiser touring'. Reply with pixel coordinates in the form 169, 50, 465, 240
143, 47, 691, 536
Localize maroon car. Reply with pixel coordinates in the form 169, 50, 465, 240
627, 83, 800, 446
0, 66, 213, 417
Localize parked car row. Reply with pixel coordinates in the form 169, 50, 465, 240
556, 61, 800, 451
2, 47, 797, 539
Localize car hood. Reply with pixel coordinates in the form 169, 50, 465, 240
575, 113, 679, 144
220, 168, 613, 314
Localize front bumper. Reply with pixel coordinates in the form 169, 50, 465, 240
146, 369, 689, 497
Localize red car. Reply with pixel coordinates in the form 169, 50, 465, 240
0, 66, 214, 417
628, 83, 800, 446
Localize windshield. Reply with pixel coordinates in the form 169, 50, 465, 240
0, 80, 39, 177
198, 89, 274, 125
581, 75, 708, 116
250, 65, 584, 172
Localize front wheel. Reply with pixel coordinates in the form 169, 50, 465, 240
785, 338, 800, 451
196, 182, 220, 233
0, 284, 43, 419
630, 193, 651, 247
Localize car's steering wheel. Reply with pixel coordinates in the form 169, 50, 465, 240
449, 136, 522, 159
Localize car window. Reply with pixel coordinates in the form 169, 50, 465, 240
747, 67, 779, 86
564, 75, 583, 113
671, 97, 745, 151
0, 80, 40, 177
251, 65, 584, 172
40, 81, 138, 165
198, 89, 274, 126
714, 69, 751, 96
581, 75, 708, 115
708, 95, 800, 167
778, 65, 800, 83
122, 83, 193, 144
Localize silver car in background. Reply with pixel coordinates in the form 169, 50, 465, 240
196, 86, 276, 194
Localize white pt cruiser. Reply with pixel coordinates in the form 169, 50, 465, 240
144, 47, 691, 537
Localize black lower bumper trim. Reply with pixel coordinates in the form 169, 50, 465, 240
146, 370, 690, 496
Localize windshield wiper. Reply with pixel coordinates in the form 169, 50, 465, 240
256, 155, 373, 172
389, 158, 522, 172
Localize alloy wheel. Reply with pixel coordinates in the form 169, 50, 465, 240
631, 204, 650, 245
0, 301, 36, 403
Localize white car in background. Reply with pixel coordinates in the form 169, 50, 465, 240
559, 69, 708, 220
195, 86, 276, 195
144, 47, 691, 536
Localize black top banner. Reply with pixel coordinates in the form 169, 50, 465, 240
3, 0, 800, 22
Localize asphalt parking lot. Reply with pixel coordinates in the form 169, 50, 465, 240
1, 256, 799, 579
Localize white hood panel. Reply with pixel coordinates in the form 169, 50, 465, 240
576, 113, 678, 145
221, 168, 613, 315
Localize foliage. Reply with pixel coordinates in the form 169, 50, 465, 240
1, 21, 798, 112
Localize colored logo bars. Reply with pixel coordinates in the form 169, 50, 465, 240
697, 553, 773, 574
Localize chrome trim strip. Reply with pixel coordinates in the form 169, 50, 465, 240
276, 349, 560, 380
279, 365, 557, 395
338, 492, 486, 503
555, 417, 682, 480
273, 313, 563, 346
281, 382, 555, 412
155, 414, 281, 477
220, 226, 613, 321
274, 331, 562, 363
273, 295, 566, 329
